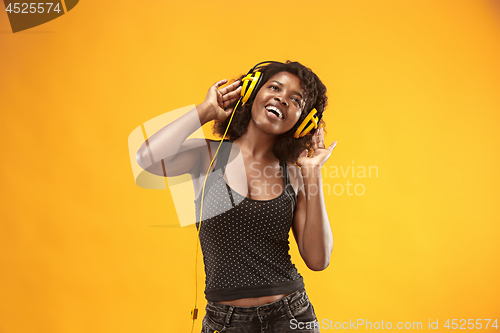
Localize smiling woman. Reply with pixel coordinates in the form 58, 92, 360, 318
136, 60, 335, 332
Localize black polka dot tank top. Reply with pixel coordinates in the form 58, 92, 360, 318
194, 140, 304, 301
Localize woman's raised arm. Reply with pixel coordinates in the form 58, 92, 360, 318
135, 79, 241, 177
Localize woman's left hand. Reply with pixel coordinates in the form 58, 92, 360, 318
296, 127, 337, 170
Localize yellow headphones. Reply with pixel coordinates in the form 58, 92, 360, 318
190, 61, 323, 332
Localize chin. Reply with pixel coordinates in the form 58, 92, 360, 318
252, 120, 285, 137
251, 114, 289, 137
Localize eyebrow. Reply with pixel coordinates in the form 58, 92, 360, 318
271, 80, 303, 99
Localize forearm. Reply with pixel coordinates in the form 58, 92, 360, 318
136, 103, 211, 168
300, 166, 333, 270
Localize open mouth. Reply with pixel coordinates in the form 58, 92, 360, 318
265, 105, 284, 119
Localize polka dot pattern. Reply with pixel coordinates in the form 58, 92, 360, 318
194, 153, 303, 300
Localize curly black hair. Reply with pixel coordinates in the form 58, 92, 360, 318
212, 61, 328, 164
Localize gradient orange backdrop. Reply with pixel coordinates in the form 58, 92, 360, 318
1, 1, 499, 332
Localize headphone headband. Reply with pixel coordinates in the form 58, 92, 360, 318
250, 61, 284, 73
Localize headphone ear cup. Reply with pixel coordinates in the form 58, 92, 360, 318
294, 108, 321, 138
241, 71, 263, 105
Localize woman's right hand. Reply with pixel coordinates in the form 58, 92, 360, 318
202, 79, 242, 122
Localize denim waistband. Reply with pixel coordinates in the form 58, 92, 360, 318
205, 288, 309, 325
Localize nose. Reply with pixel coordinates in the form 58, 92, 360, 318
274, 96, 288, 106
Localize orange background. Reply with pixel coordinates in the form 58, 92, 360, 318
1, 1, 500, 332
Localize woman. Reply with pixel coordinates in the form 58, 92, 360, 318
136, 61, 336, 332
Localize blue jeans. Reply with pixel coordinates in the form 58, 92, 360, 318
201, 288, 320, 333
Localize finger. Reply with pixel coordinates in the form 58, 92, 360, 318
317, 127, 325, 149
213, 79, 228, 89
223, 97, 238, 108
222, 85, 242, 101
224, 96, 241, 108
216, 89, 223, 107
311, 132, 318, 151
219, 80, 241, 95
223, 91, 242, 108
328, 141, 338, 151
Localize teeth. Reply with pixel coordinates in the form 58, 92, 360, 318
265, 106, 283, 119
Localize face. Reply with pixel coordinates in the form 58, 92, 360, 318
250, 71, 305, 136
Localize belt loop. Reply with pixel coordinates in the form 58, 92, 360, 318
225, 306, 234, 325
282, 297, 294, 319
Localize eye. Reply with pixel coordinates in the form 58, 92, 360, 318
292, 97, 301, 105
270, 84, 279, 91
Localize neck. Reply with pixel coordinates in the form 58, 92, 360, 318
233, 119, 278, 161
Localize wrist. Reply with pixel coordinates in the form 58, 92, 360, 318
196, 102, 214, 125
300, 164, 322, 180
